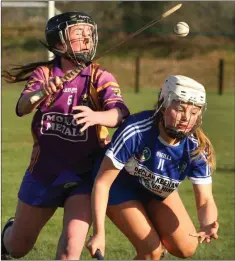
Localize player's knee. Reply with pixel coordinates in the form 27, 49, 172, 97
175, 247, 196, 258
136, 245, 163, 260
65, 240, 83, 260
57, 235, 84, 260
148, 248, 163, 260
8, 241, 34, 258
170, 240, 198, 259
7, 235, 35, 258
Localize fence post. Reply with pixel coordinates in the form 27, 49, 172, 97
48, 1, 55, 61
218, 59, 224, 95
135, 56, 140, 93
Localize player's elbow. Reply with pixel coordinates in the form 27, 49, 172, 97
16, 98, 34, 116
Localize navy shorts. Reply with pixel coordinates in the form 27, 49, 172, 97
18, 170, 93, 208
108, 171, 157, 205
92, 154, 162, 206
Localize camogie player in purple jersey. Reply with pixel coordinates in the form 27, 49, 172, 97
87, 75, 219, 260
1, 12, 129, 260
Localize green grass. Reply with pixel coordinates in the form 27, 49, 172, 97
1, 87, 235, 260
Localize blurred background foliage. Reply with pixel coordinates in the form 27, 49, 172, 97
2, 1, 235, 92
2, 1, 235, 58
2, 1, 235, 35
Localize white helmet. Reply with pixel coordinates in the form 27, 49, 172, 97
156, 75, 207, 139
159, 75, 206, 108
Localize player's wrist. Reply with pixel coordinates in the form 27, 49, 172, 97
29, 88, 48, 105
93, 111, 103, 125
38, 86, 49, 96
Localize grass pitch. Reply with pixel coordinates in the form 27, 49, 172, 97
1, 87, 234, 260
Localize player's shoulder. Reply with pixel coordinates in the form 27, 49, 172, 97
91, 63, 109, 80
123, 110, 155, 128
186, 134, 199, 149
91, 63, 107, 72
29, 65, 51, 82
112, 110, 155, 143
132, 110, 155, 121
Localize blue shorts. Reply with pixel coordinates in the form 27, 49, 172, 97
18, 170, 93, 208
92, 154, 162, 206
108, 171, 156, 205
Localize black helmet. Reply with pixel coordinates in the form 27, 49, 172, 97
45, 11, 98, 64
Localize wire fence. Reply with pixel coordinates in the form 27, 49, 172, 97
97, 56, 235, 94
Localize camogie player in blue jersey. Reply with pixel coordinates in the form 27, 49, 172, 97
87, 75, 219, 260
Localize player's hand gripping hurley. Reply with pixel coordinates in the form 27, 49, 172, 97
29, 62, 89, 104
30, 3, 182, 105
93, 249, 104, 260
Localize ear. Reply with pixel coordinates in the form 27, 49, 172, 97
55, 42, 66, 51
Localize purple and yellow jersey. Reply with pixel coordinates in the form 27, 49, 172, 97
16, 58, 130, 184
106, 110, 212, 200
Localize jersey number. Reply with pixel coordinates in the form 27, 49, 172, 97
67, 95, 73, 105
157, 158, 165, 171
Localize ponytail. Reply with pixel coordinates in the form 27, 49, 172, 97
2, 60, 54, 83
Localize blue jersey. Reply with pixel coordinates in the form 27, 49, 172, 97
106, 110, 211, 199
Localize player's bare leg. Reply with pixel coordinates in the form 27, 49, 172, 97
56, 194, 92, 260
147, 191, 198, 258
2, 200, 56, 258
107, 200, 163, 260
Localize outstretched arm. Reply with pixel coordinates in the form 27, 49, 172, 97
87, 156, 120, 257
190, 183, 219, 243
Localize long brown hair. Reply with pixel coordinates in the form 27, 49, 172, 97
191, 127, 216, 173
2, 60, 54, 83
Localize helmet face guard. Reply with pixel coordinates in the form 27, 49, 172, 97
156, 75, 207, 139
45, 12, 98, 64
161, 101, 205, 140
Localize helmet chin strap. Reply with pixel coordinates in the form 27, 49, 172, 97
164, 125, 189, 140
158, 111, 190, 140
61, 52, 90, 65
